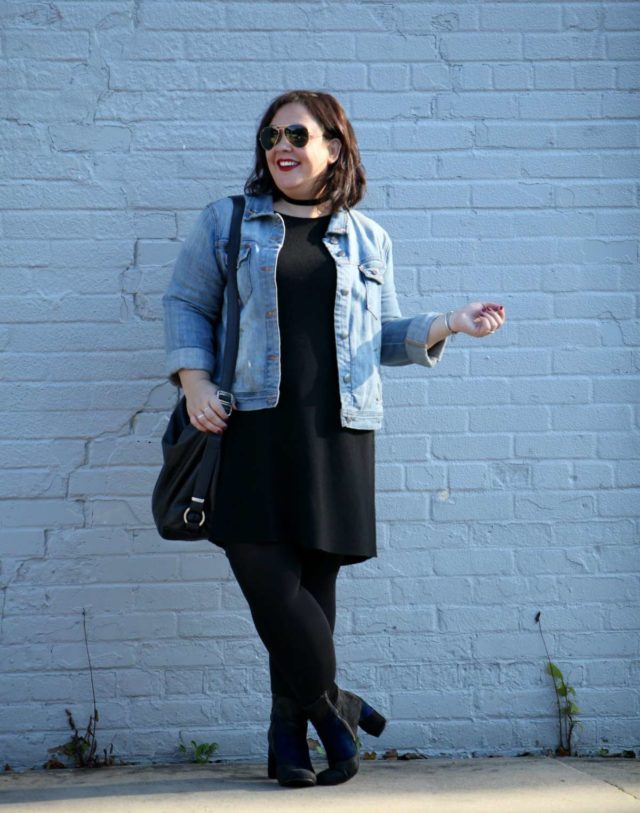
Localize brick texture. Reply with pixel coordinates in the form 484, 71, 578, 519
0, 0, 638, 769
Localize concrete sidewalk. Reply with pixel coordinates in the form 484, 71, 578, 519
0, 756, 638, 812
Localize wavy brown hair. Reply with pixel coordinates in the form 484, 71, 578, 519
244, 90, 366, 211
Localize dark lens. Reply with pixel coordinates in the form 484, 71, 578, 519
285, 125, 309, 147
259, 126, 279, 151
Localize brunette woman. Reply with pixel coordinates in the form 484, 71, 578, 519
162, 89, 505, 788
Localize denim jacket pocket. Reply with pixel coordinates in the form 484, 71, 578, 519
359, 260, 384, 319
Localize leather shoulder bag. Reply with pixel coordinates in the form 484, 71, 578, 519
151, 194, 245, 540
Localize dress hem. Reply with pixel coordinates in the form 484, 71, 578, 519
207, 536, 375, 566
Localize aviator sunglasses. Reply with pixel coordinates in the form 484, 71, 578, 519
258, 123, 326, 151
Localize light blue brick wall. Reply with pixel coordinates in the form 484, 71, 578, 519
1, 1, 638, 769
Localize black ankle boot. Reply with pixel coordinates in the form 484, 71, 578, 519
267, 695, 316, 788
302, 688, 359, 786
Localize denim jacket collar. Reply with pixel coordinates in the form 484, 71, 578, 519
243, 192, 349, 235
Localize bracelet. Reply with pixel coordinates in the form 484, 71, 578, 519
444, 311, 458, 335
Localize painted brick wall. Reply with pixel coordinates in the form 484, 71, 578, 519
1, 1, 638, 769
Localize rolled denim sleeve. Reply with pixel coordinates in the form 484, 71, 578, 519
162, 204, 224, 387
378, 231, 449, 367
404, 312, 447, 366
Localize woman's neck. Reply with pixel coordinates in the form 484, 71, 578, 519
273, 199, 332, 218
272, 189, 333, 219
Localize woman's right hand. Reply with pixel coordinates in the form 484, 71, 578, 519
182, 376, 229, 434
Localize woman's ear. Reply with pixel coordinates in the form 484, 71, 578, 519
328, 138, 341, 164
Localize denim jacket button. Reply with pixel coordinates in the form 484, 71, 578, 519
341, 332, 348, 340
343, 373, 351, 383
340, 288, 349, 296
337, 250, 345, 257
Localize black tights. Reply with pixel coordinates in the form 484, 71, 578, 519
224, 541, 342, 706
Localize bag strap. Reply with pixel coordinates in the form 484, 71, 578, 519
217, 193, 245, 410
184, 194, 245, 531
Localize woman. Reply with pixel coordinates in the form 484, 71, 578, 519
162, 90, 505, 789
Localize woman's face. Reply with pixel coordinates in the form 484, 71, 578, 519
264, 102, 341, 200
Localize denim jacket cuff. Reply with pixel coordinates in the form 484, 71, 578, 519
166, 347, 215, 387
405, 312, 448, 367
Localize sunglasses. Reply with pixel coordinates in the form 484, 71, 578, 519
258, 123, 326, 151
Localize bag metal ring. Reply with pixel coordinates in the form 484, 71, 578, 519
183, 507, 206, 527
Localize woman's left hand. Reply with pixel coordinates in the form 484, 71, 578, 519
451, 301, 506, 338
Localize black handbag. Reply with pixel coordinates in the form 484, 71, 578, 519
151, 194, 245, 540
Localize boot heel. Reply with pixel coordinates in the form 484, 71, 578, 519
267, 743, 277, 779
359, 701, 386, 737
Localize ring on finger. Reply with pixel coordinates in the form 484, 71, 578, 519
197, 412, 205, 419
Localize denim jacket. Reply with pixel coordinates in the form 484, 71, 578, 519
162, 193, 448, 430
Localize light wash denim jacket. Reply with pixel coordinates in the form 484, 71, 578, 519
162, 193, 448, 430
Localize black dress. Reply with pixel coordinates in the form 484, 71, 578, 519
208, 212, 376, 566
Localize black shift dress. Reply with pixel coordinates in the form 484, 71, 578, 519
208, 212, 376, 566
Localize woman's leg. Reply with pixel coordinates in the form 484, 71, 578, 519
225, 541, 341, 706
268, 548, 342, 699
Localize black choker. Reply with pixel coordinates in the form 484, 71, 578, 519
276, 190, 331, 206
